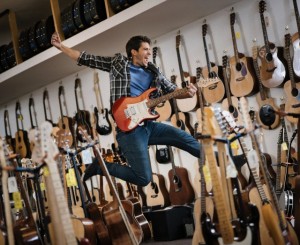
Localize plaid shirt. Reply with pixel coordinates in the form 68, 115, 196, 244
77, 52, 176, 106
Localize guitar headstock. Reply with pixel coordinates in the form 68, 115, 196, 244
78, 126, 93, 144
230, 12, 236, 26
240, 97, 254, 132
252, 41, 259, 61
152, 46, 158, 64
284, 33, 291, 50
75, 77, 81, 90
259, 0, 266, 14
170, 75, 176, 84
29, 128, 44, 164
202, 23, 208, 37
222, 54, 229, 68
93, 70, 99, 85
40, 121, 59, 163
203, 106, 215, 136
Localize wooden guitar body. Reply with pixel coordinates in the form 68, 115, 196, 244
71, 217, 97, 245
221, 96, 243, 125
293, 175, 300, 242
168, 166, 195, 205
229, 55, 258, 97
200, 65, 225, 103
283, 80, 300, 124
15, 130, 30, 158
86, 202, 112, 244
57, 116, 74, 148
256, 93, 280, 129
154, 100, 172, 122
259, 45, 287, 88
170, 111, 193, 135
145, 173, 170, 208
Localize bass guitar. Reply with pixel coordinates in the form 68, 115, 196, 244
258, 0, 288, 88
291, 0, 300, 77
199, 21, 225, 103
93, 70, 112, 135
112, 83, 191, 132
151, 45, 172, 121
229, 11, 258, 97
174, 32, 198, 112
283, 33, 300, 124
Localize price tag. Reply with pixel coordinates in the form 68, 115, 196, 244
226, 163, 237, 178
230, 140, 239, 150
8, 176, 18, 193
203, 164, 211, 186
281, 142, 288, 151
66, 172, 71, 187
43, 166, 50, 177
68, 169, 77, 187
40, 182, 46, 191
81, 149, 93, 164
235, 31, 241, 39
13, 192, 23, 210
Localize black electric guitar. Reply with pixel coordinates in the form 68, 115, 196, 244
93, 70, 112, 135
4, 109, 16, 152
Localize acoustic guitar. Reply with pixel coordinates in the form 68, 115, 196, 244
221, 54, 243, 126
15, 101, 31, 158
252, 41, 280, 130
229, 10, 258, 97
258, 0, 288, 88
291, 0, 300, 77
283, 33, 300, 124
240, 96, 299, 245
151, 45, 172, 121
28, 97, 38, 152
168, 146, 195, 205
79, 127, 142, 245
174, 32, 199, 112
57, 85, 74, 148
199, 22, 225, 103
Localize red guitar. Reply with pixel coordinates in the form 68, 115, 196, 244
112, 87, 189, 132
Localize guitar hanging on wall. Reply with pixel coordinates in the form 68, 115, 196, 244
93, 70, 112, 135
291, 0, 300, 77
229, 10, 258, 97
4, 109, 16, 152
258, 0, 288, 88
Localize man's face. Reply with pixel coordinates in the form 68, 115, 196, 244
132, 42, 151, 67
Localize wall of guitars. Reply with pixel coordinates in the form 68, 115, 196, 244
1, 0, 300, 243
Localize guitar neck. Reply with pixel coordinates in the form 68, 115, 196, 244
293, 0, 300, 36
230, 21, 240, 61
147, 87, 188, 109
260, 12, 271, 53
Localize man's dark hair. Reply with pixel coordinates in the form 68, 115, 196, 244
126, 35, 151, 58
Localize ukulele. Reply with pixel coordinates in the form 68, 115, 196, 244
229, 10, 258, 97
15, 101, 31, 158
240, 96, 299, 245
253, 41, 280, 130
291, 0, 300, 77
174, 32, 199, 112
221, 53, 243, 126
57, 85, 74, 148
169, 75, 194, 135
93, 70, 112, 135
258, 0, 288, 88
4, 109, 16, 152
0, 139, 14, 244
79, 127, 141, 245
145, 146, 171, 208
168, 146, 195, 205
151, 45, 172, 121
283, 33, 300, 124
74, 77, 93, 142
199, 21, 225, 104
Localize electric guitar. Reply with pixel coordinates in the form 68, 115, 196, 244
93, 70, 112, 135
229, 10, 258, 97
200, 21, 225, 103
253, 41, 280, 130
112, 85, 191, 132
258, 0, 288, 88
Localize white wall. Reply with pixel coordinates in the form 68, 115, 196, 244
0, 0, 299, 197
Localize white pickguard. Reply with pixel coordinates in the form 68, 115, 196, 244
293, 39, 300, 77
218, 227, 252, 245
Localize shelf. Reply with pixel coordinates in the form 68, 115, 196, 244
0, 0, 241, 106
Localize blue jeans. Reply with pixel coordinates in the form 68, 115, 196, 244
85, 121, 201, 186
